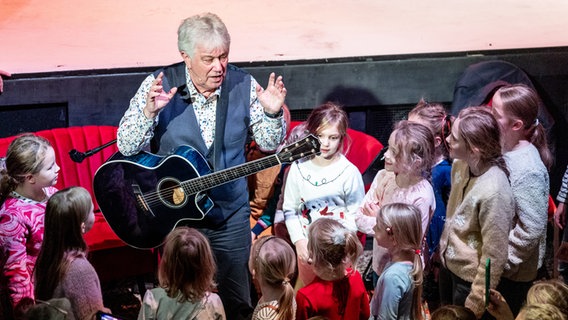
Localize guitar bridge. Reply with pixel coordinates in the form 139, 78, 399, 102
132, 184, 154, 217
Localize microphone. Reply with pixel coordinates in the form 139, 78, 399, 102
69, 139, 117, 163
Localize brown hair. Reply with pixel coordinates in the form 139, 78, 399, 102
0, 134, 52, 205
308, 218, 362, 316
158, 227, 216, 302
35, 187, 92, 300
494, 84, 553, 170
456, 106, 509, 177
390, 120, 435, 179
305, 102, 351, 155
249, 236, 296, 320
409, 99, 453, 160
377, 203, 424, 320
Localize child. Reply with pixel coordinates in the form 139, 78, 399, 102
0, 134, 59, 318
438, 106, 514, 318
295, 217, 370, 320
431, 305, 476, 320
408, 99, 453, 260
34, 186, 110, 320
283, 102, 365, 287
491, 84, 551, 316
138, 226, 225, 320
371, 203, 425, 320
408, 99, 453, 310
249, 235, 296, 320
356, 120, 436, 282
488, 279, 568, 320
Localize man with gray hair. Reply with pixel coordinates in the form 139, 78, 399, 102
117, 12, 287, 319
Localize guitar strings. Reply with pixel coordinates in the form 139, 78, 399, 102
136, 155, 286, 207
133, 137, 315, 208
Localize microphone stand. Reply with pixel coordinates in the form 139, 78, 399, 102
69, 139, 117, 163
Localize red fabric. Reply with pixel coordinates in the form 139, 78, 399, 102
295, 270, 370, 320
0, 126, 125, 251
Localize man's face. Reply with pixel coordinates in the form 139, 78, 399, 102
183, 44, 228, 96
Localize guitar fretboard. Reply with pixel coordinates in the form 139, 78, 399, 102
181, 155, 281, 194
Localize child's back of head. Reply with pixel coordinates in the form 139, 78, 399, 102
389, 120, 435, 179
408, 99, 452, 161
431, 305, 476, 320
517, 303, 567, 320
249, 236, 296, 320
159, 227, 216, 303
526, 279, 568, 316
307, 218, 362, 281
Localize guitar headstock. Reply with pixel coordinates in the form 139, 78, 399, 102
277, 134, 321, 163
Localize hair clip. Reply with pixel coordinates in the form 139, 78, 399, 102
386, 227, 393, 236
415, 249, 421, 255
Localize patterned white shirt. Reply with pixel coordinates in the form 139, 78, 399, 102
117, 66, 285, 155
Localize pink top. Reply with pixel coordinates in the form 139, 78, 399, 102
356, 170, 435, 274
0, 186, 58, 311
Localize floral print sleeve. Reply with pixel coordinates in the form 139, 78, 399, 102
117, 74, 158, 156
248, 77, 286, 152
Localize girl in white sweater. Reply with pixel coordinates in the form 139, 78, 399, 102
491, 84, 552, 316
283, 102, 364, 288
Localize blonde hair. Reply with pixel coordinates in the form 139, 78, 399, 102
158, 227, 216, 302
431, 305, 476, 320
0, 134, 52, 205
249, 236, 296, 320
518, 303, 567, 320
308, 218, 362, 316
390, 120, 435, 179
377, 203, 424, 320
526, 279, 568, 315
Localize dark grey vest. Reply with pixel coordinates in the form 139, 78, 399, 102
151, 62, 252, 226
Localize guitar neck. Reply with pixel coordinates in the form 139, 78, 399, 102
181, 154, 281, 195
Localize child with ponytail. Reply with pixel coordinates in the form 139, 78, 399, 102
371, 203, 425, 320
249, 236, 297, 320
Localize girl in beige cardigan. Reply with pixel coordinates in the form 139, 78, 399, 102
438, 107, 515, 318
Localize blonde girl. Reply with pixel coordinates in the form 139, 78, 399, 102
372, 203, 424, 320
356, 120, 436, 282
0, 134, 59, 318
296, 217, 369, 320
249, 236, 296, 320
283, 102, 364, 287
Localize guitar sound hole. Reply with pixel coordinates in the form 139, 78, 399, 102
158, 178, 187, 208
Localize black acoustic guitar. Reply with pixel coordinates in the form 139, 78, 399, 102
93, 135, 320, 249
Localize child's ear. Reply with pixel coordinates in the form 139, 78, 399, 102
80, 222, 86, 234
512, 119, 524, 131
434, 136, 442, 148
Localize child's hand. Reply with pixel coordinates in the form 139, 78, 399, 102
361, 201, 380, 217
486, 289, 514, 320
